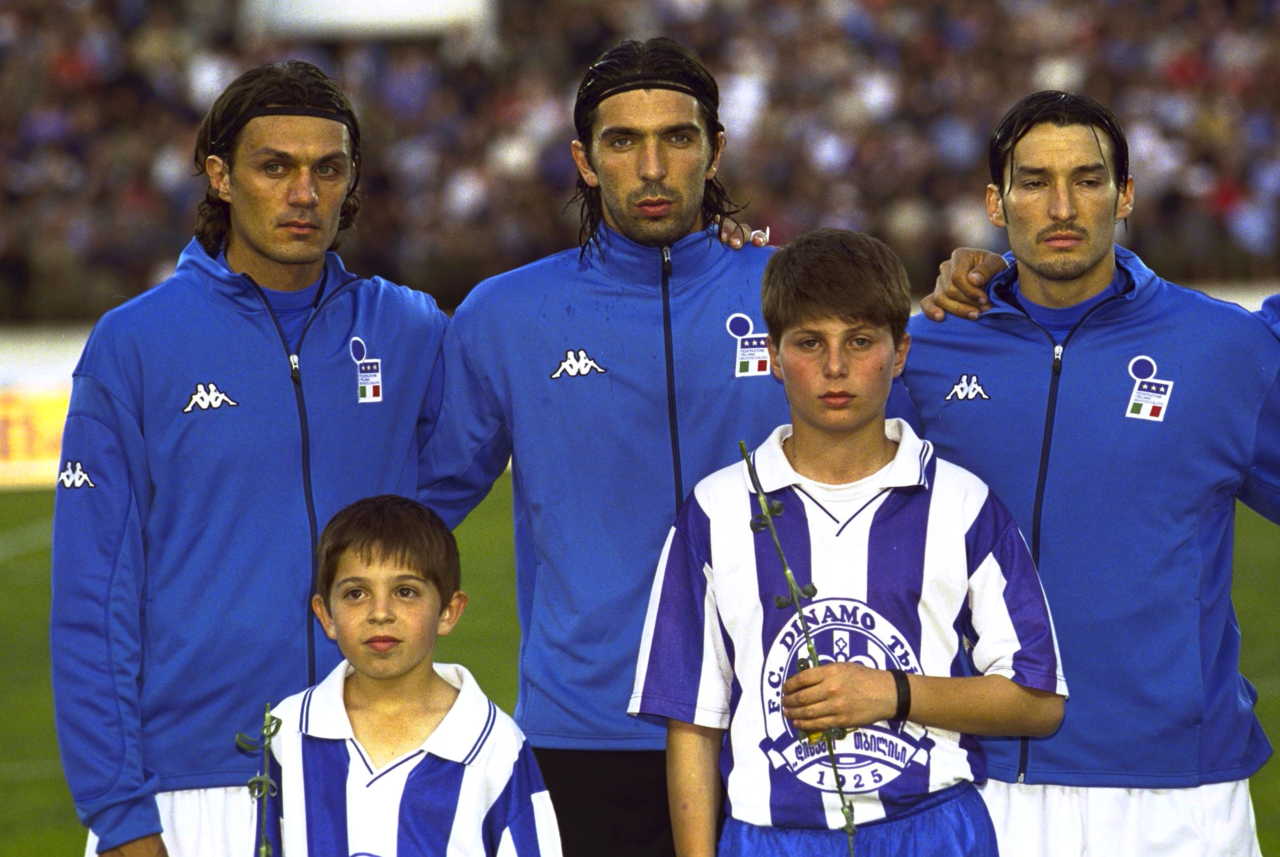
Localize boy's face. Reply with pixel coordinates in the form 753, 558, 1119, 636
768, 317, 909, 442
312, 552, 466, 685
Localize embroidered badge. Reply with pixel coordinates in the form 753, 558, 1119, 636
945, 374, 989, 401
1125, 356, 1172, 421
350, 337, 382, 403
550, 349, 606, 379
57, 460, 95, 489
183, 383, 238, 413
760, 598, 929, 794
726, 313, 770, 377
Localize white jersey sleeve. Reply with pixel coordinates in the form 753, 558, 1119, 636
630, 493, 734, 729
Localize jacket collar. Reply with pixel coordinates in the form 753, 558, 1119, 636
174, 238, 360, 311
748, 419, 933, 495
582, 224, 728, 285
298, 660, 498, 766
985, 244, 1161, 320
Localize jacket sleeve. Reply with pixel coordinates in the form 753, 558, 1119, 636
418, 306, 512, 529
50, 358, 161, 850
414, 299, 449, 489
487, 742, 563, 857
1239, 367, 1280, 523
1257, 294, 1280, 334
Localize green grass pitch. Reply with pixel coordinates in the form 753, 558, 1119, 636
2, 481, 1276, 854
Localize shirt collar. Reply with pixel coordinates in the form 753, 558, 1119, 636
583, 224, 730, 284
298, 660, 498, 767
748, 419, 932, 495
986, 244, 1159, 319
174, 237, 357, 311
420, 664, 499, 765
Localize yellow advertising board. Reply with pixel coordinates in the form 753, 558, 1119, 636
0, 389, 71, 489
0, 325, 89, 490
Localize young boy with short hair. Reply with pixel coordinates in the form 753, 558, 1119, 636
264, 495, 562, 856
629, 228, 1068, 856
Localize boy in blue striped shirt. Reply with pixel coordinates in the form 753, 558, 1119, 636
265, 495, 562, 856
629, 229, 1067, 857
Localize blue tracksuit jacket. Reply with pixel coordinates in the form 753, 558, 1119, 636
420, 225, 794, 750
50, 239, 448, 850
903, 245, 1280, 788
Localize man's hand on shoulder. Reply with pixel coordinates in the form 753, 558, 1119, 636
716, 215, 770, 249
920, 248, 1009, 321
100, 833, 169, 857
781, 663, 898, 732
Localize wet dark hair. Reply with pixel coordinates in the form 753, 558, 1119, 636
569, 37, 742, 253
316, 495, 460, 609
193, 60, 362, 255
762, 229, 911, 347
989, 90, 1129, 196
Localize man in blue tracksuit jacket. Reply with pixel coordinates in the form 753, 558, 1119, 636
420, 39, 792, 857
50, 63, 448, 855
904, 92, 1280, 856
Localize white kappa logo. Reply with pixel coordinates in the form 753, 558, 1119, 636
182, 383, 239, 413
945, 374, 990, 401
58, 461, 96, 489
761, 597, 929, 795
550, 349, 606, 379
1125, 356, 1172, 422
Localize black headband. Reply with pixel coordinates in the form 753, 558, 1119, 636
211, 106, 357, 156
573, 73, 718, 138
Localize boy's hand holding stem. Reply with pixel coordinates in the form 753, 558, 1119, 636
781, 662, 899, 733
783, 667, 1064, 738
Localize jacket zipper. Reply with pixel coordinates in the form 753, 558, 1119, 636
1016, 294, 1120, 782
247, 272, 345, 687
660, 246, 684, 513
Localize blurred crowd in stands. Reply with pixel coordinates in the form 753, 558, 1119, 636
2, 0, 1279, 320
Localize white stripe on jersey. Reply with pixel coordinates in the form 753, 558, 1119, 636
631, 421, 1067, 830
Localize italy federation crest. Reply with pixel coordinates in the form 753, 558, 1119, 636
1125, 356, 1171, 422
350, 337, 382, 403
761, 597, 930, 794
727, 313, 770, 377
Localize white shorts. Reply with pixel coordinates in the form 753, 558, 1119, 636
85, 787, 256, 857
979, 778, 1261, 857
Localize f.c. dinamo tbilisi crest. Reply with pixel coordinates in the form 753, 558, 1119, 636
761, 597, 930, 794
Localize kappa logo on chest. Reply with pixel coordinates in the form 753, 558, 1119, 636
944, 374, 989, 401
550, 349, 606, 378
183, 382, 238, 413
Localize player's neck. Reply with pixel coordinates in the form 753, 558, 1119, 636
1015, 250, 1116, 309
344, 662, 459, 769
223, 235, 325, 293
784, 419, 896, 486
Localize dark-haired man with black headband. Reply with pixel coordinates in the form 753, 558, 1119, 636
50, 61, 450, 856
421, 35, 1014, 854
420, 37, 786, 857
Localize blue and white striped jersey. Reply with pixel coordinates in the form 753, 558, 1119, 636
266, 662, 562, 857
630, 420, 1067, 830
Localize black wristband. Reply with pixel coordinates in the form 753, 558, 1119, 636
889, 669, 911, 722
